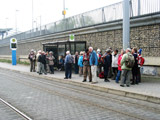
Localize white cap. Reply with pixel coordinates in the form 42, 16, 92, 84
97, 49, 101, 52
126, 48, 131, 52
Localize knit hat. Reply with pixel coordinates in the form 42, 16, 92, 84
138, 49, 142, 55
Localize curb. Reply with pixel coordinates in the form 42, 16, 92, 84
1, 67, 160, 104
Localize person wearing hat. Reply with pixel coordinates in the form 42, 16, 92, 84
138, 49, 143, 83
97, 48, 102, 76
78, 51, 84, 76
120, 48, 134, 87
48, 51, 55, 74
103, 49, 111, 82
28, 49, 36, 72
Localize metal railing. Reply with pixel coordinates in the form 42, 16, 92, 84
0, 0, 160, 44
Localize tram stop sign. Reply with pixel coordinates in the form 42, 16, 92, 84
10, 38, 17, 65
69, 34, 75, 41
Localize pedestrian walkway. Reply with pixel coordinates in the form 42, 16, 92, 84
0, 62, 160, 103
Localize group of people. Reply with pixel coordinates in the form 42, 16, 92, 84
73, 47, 144, 86
28, 46, 144, 87
28, 50, 64, 75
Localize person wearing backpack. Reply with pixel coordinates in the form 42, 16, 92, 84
120, 48, 135, 87
131, 48, 139, 85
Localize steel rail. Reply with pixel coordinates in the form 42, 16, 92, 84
0, 98, 33, 120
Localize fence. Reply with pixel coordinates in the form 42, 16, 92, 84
0, 0, 160, 44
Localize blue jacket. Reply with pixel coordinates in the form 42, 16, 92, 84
78, 56, 83, 67
90, 50, 98, 66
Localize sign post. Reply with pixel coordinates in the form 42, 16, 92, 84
10, 38, 17, 65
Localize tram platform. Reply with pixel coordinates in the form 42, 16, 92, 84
0, 62, 160, 104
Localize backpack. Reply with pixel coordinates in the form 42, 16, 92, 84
140, 57, 145, 66
125, 54, 135, 68
99, 72, 104, 79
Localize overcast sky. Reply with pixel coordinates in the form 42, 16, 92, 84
0, 0, 122, 32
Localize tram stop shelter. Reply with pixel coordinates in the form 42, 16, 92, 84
43, 40, 86, 67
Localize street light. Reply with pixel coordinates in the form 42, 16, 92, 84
15, 10, 19, 34
32, 0, 34, 30
5, 18, 8, 28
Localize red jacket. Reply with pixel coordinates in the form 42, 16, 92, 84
118, 54, 123, 71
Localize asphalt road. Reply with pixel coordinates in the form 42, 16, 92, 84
0, 68, 160, 120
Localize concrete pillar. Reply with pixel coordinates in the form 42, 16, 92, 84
138, 0, 141, 16
123, 0, 130, 50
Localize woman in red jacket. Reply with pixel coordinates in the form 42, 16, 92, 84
115, 49, 125, 83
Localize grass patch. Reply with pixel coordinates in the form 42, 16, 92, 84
0, 59, 12, 63
0, 59, 30, 65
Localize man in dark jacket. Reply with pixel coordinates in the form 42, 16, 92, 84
131, 47, 139, 85
38, 51, 47, 75
103, 49, 111, 82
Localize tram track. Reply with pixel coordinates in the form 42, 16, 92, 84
2, 70, 160, 114
0, 97, 32, 120
1, 70, 160, 120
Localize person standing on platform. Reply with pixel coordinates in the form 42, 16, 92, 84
78, 51, 84, 77
48, 51, 55, 74
97, 49, 102, 76
115, 49, 124, 83
112, 49, 119, 80
28, 49, 36, 72
64, 51, 73, 79
89, 47, 98, 84
120, 48, 134, 87
74, 52, 79, 74
38, 51, 47, 75
36, 50, 41, 73
83, 49, 92, 82
103, 49, 111, 82
131, 48, 139, 85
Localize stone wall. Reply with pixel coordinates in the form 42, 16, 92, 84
0, 23, 160, 58
75, 24, 160, 57
0, 24, 159, 58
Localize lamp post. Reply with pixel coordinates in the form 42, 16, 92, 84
15, 10, 19, 34
32, 0, 34, 30
5, 18, 8, 28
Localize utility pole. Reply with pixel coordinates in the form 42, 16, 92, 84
32, 0, 34, 30
15, 10, 19, 34
63, 0, 66, 19
123, 0, 130, 50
